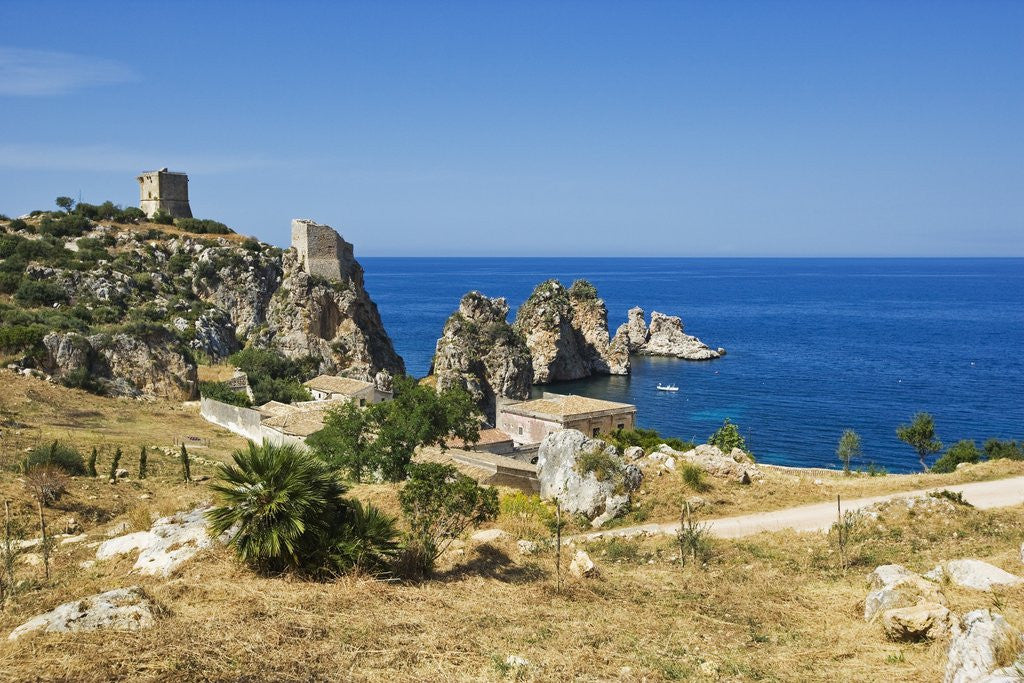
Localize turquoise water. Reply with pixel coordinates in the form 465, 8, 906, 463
362, 258, 1024, 473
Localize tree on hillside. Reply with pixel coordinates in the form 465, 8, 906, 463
398, 462, 498, 579
708, 418, 752, 457
896, 412, 943, 472
308, 375, 481, 483
836, 429, 862, 474
931, 439, 981, 474
54, 196, 75, 213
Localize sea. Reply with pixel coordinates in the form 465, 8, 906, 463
361, 258, 1024, 474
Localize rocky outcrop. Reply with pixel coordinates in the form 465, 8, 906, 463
258, 247, 404, 380
569, 550, 597, 578
14, 220, 403, 398
96, 507, 215, 577
536, 429, 643, 527
925, 560, 1024, 592
882, 603, 954, 642
945, 610, 1022, 683
8, 587, 157, 641
613, 307, 724, 360
513, 279, 627, 384
865, 564, 947, 622
657, 444, 761, 484
429, 292, 532, 420
43, 329, 197, 400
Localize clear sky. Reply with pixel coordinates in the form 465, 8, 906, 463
1, 1, 1021, 256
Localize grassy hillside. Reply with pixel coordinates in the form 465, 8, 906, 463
0, 373, 1021, 681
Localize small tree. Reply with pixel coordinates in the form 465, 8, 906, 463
931, 440, 981, 474
0, 500, 24, 605
180, 444, 192, 483
108, 446, 122, 482
307, 401, 373, 483
87, 446, 98, 477
708, 418, 751, 456
836, 429, 862, 474
896, 412, 942, 472
24, 466, 67, 581
398, 463, 498, 579
55, 196, 75, 213
138, 446, 148, 480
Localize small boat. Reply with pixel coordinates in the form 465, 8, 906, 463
656, 384, 679, 392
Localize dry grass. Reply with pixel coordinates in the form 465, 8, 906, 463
0, 374, 1021, 681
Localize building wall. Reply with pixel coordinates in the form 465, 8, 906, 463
200, 397, 264, 442
498, 411, 563, 446
564, 411, 635, 438
137, 171, 192, 218
291, 219, 355, 282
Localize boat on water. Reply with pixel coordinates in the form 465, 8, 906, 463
656, 384, 679, 392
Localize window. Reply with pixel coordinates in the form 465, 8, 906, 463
592, 427, 600, 437
617, 423, 624, 431
518, 427, 523, 435
359, 399, 366, 407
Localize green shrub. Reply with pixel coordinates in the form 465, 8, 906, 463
229, 348, 315, 405
207, 442, 398, 577
931, 440, 981, 474
175, 217, 232, 235
151, 210, 174, 225
929, 489, 973, 507
0, 234, 22, 258
708, 418, 752, 458
37, 213, 92, 238
14, 279, 67, 307
21, 441, 86, 476
8, 218, 29, 232
602, 427, 693, 454
681, 463, 710, 492
0, 271, 21, 294
199, 381, 251, 407
0, 323, 46, 356
576, 447, 624, 482
61, 367, 105, 395
568, 279, 599, 300
983, 438, 1024, 461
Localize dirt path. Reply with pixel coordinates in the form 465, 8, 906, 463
580, 475, 1024, 541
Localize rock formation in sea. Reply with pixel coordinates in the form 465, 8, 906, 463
429, 291, 533, 420
612, 307, 724, 360
18, 216, 403, 398
513, 279, 629, 384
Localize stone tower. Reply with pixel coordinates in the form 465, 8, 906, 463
137, 168, 192, 218
290, 219, 356, 281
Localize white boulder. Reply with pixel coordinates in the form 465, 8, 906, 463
664, 443, 760, 483
536, 430, 642, 527
882, 603, 954, 641
96, 507, 214, 577
470, 528, 506, 544
926, 559, 1024, 592
517, 539, 539, 555
569, 549, 597, 578
945, 610, 1021, 683
96, 531, 157, 560
865, 564, 946, 622
8, 587, 156, 641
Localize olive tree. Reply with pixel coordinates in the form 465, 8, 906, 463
896, 412, 942, 472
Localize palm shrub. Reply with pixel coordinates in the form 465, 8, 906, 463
207, 441, 398, 577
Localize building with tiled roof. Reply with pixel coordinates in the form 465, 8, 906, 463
497, 393, 636, 446
303, 375, 390, 405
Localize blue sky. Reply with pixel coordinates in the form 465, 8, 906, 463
1, 1, 1021, 256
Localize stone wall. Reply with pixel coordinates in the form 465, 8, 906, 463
199, 397, 263, 442
290, 219, 355, 282
137, 170, 192, 219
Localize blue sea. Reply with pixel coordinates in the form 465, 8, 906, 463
361, 258, 1024, 473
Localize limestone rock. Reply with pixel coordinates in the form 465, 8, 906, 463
617, 307, 724, 360
8, 587, 156, 641
470, 528, 506, 544
536, 429, 642, 526
513, 279, 627, 384
662, 444, 761, 483
882, 603, 953, 641
517, 539, 539, 555
96, 507, 214, 577
623, 446, 645, 461
925, 560, 1024, 592
865, 564, 946, 622
945, 610, 1022, 683
429, 292, 532, 420
569, 549, 597, 578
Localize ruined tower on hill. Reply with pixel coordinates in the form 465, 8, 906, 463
290, 218, 357, 281
137, 168, 192, 219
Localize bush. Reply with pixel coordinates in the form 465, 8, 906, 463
498, 491, 556, 539
603, 427, 693, 454
14, 279, 67, 307
708, 418, 752, 457
37, 213, 92, 238
61, 367, 105, 395
229, 348, 314, 405
21, 441, 86, 476
151, 210, 174, 225
983, 438, 1024, 461
199, 381, 251, 407
175, 218, 232, 235
8, 218, 29, 232
207, 442, 398, 577
398, 463, 498, 579
931, 439, 981, 474
0, 323, 46, 358
576, 447, 624, 482
568, 279, 599, 300
681, 463, 710, 492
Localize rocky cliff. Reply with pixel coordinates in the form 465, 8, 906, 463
513, 279, 628, 384
613, 307, 724, 360
429, 291, 532, 420
2, 216, 403, 398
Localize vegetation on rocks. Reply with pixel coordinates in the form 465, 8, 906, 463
708, 418, 753, 457
602, 426, 694, 454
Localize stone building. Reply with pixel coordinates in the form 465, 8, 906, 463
497, 393, 637, 447
303, 374, 391, 405
291, 218, 356, 281
137, 168, 192, 218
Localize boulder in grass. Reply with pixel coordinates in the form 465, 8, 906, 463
944, 609, 1022, 683
925, 559, 1024, 592
864, 564, 946, 622
881, 603, 954, 641
8, 587, 156, 641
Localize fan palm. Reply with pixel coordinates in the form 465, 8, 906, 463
207, 441, 347, 570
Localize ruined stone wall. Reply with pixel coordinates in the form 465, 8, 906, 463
290, 219, 355, 281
